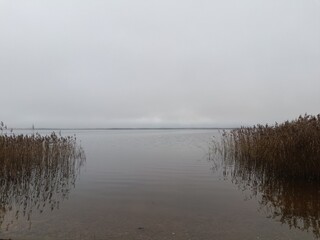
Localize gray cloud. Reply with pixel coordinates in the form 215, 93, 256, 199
0, 0, 319, 128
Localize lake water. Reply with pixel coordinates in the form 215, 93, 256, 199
0, 130, 317, 239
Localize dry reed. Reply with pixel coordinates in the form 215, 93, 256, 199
216, 114, 320, 181
210, 114, 320, 238
0, 125, 85, 230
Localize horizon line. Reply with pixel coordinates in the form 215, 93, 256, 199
11, 127, 239, 131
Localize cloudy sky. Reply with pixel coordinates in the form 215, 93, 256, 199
0, 0, 319, 128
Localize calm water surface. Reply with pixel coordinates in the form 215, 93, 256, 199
0, 130, 317, 239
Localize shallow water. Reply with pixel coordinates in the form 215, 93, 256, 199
0, 130, 318, 239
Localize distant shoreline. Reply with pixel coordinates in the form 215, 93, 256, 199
12, 127, 238, 131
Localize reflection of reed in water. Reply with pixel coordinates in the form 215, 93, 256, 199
0, 131, 85, 230
227, 168, 320, 238
210, 114, 320, 238
260, 179, 320, 237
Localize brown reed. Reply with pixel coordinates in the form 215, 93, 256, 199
0, 126, 85, 230
210, 114, 320, 238
218, 114, 320, 181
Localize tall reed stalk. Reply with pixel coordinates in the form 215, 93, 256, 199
0, 125, 85, 230
210, 114, 320, 238
218, 114, 320, 181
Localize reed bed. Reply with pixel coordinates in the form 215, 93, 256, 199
215, 114, 320, 181
0, 126, 85, 230
210, 114, 320, 238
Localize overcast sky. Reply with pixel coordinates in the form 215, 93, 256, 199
0, 0, 319, 128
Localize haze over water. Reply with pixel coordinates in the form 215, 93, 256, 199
1, 0, 319, 238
